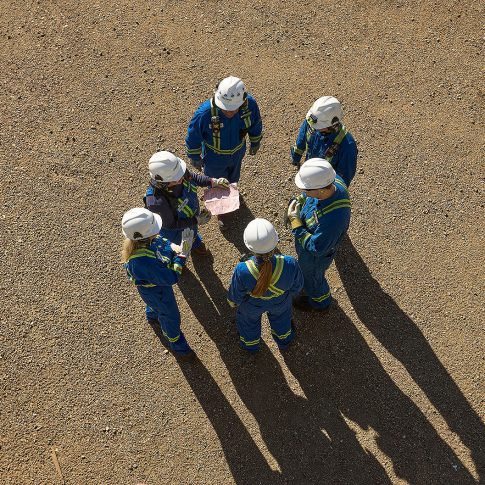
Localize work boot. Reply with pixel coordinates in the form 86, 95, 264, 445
191, 242, 210, 256
292, 295, 331, 313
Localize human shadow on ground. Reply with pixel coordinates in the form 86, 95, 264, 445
177, 261, 478, 483
216, 197, 255, 255
148, 318, 277, 483
177, 267, 389, 484
335, 235, 485, 481
284, 305, 477, 484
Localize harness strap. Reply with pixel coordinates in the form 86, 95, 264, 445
325, 124, 348, 162
210, 97, 253, 148
304, 122, 348, 163
210, 98, 221, 151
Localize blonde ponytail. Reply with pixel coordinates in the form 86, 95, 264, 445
121, 236, 156, 262
251, 253, 274, 297
121, 238, 136, 263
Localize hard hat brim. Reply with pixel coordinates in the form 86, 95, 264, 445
295, 172, 331, 190
150, 212, 163, 236
244, 239, 278, 254
121, 212, 162, 240
214, 95, 244, 111
306, 115, 332, 130
295, 172, 309, 189
170, 158, 186, 182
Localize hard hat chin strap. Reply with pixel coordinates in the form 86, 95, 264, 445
151, 177, 170, 191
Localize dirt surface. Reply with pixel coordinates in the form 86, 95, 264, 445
1, 0, 484, 483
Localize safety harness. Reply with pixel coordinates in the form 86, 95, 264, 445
144, 174, 198, 220
125, 244, 183, 286
244, 255, 286, 299
206, 97, 253, 155
305, 120, 348, 163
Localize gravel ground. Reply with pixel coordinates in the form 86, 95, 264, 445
1, 1, 484, 484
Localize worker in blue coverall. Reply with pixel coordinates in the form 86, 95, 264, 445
227, 218, 304, 352
121, 207, 195, 359
291, 96, 358, 187
144, 150, 229, 255
287, 158, 351, 312
185, 76, 263, 227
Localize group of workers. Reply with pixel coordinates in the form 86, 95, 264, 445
120, 76, 358, 360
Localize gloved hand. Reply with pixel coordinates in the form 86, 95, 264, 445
211, 177, 230, 188
287, 199, 303, 229
249, 144, 260, 156
180, 228, 195, 257
291, 158, 300, 167
196, 208, 211, 226
170, 242, 182, 253
191, 156, 204, 170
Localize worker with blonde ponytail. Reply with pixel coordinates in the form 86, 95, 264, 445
121, 208, 195, 360
227, 218, 304, 352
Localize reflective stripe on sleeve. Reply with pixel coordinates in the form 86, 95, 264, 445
249, 134, 263, 144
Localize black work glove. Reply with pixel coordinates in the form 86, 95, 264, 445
191, 156, 204, 170
249, 144, 260, 156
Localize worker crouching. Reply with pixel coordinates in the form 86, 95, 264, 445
287, 159, 351, 312
121, 208, 195, 360
227, 219, 304, 352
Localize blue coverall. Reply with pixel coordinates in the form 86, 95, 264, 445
185, 95, 263, 183
291, 120, 358, 186
145, 172, 212, 249
124, 236, 191, 355
227, 255, 304, 352
292, 176, 351, 309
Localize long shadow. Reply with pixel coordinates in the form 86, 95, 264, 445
178, 265, 393, 484
335, 235, 484, 481
284, 305, 478, 484
217, 198, 255, 255
147, 319, 277, 484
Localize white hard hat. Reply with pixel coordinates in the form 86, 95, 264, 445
243, 218, 279, 254
295, 158, 336, 190
214, 76, 246, 111
122, 208, 162, 240
306, 96, 343, 130
149, 151, 186, 183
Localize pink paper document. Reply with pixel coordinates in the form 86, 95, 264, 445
203, 184, 240, 215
